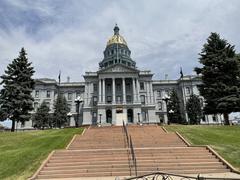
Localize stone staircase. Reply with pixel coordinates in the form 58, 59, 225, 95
32, 125, 231, 179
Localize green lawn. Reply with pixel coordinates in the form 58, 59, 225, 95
0, 128, 83, 180
166, 125, 240, 170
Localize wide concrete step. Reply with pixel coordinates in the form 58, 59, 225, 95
43, 162, 224, 171
46, 158, 220, 167
37, 169, 230, 179
40, 165, 228, 175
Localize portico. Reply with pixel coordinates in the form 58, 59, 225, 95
98, 77, 140, 105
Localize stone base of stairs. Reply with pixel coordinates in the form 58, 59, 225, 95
30, 125, 240, 179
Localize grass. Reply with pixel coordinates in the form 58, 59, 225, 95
166, 125, 240, 170
0, 128, 83, 180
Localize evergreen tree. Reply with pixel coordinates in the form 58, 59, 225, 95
53, 94, 69, 128
195, 33, 240, 125
33, 102, 50, 129
0, 48, 35, 131
167, 89, 183, 123
186, 95, 202, 124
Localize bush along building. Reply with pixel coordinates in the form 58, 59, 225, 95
16, 25, 223, 129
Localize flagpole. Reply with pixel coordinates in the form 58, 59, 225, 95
180, 67, 188, 123
56, 70, 61, 128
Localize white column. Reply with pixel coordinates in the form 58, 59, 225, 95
98, 79, 102, 103
112, 78, 116, 104
132, 78, 136, 103
146, 81, 150, 104
102, 78, 105, 104
150, 81, 154, 104
136, 79, 140, 103
122, 78, 126, 103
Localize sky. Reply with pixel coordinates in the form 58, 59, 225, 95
0, 0, 240, 82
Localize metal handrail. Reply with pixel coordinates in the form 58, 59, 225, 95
129, 135, 137, 176
125, 171, 240, 180
123, 121, 129, 147
122, 121, 137, 176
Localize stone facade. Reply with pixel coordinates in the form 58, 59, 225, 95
16, 25, 223, 129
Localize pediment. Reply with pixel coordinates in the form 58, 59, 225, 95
98, 64, 139, 74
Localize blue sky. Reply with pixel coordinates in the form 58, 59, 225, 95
0, 0, 240, 82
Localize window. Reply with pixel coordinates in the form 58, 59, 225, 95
202, 115, 206, 122
140, 82, 144, 90
93, 112, 97, 117
116, 84, 121, 91
35, 90, 39, 98
158, 101, 162, 110
93, 96, 98, 106
140, 95, 145, 105
46, 90, 51, 98
117, 96, 122, 103
76, 91, 81, 98
126, 95, 132, 103
157, 90, 162, 97
68, 93, 72, 100
93, 84, 97, 92
34, 102, 38, 111
126, 83, 131, 91
186, 87, 191, 95
213, 115, 217, 122
107, 96, 112, 103
107, 84, 111, 92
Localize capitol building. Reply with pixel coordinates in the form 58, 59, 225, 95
19, 25, 222, 129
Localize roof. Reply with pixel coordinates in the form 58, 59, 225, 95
107, 25, 127, 46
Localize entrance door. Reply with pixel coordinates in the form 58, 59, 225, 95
127, 109, 133, 123
106, 109, 112, 124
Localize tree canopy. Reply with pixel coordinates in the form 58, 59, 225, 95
0, 48, 35, 131
167, 89, 183, 124
53, 94, 70, 128
33, 102, 50, 129
186, 95, 202, 124
195, 33, 240, 125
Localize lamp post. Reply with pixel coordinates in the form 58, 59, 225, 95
67, 112, 72, 127
74, 96, 83, 128
137, 112, 140, 123
98, 113, 102, 127
162, 94, 170, 124
168, 109, 174, 125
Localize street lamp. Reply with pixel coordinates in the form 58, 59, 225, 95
98, 113, 102, 127
137, 112, 142, 125
74, 96, 83, 128
67, 112, 72, 127
162, 94, 170, 124
137, 112, 140, 123
168, 109, 174, 125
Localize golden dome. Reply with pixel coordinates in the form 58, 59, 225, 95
107, 24, 127, 46
107, 34, 127, 46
